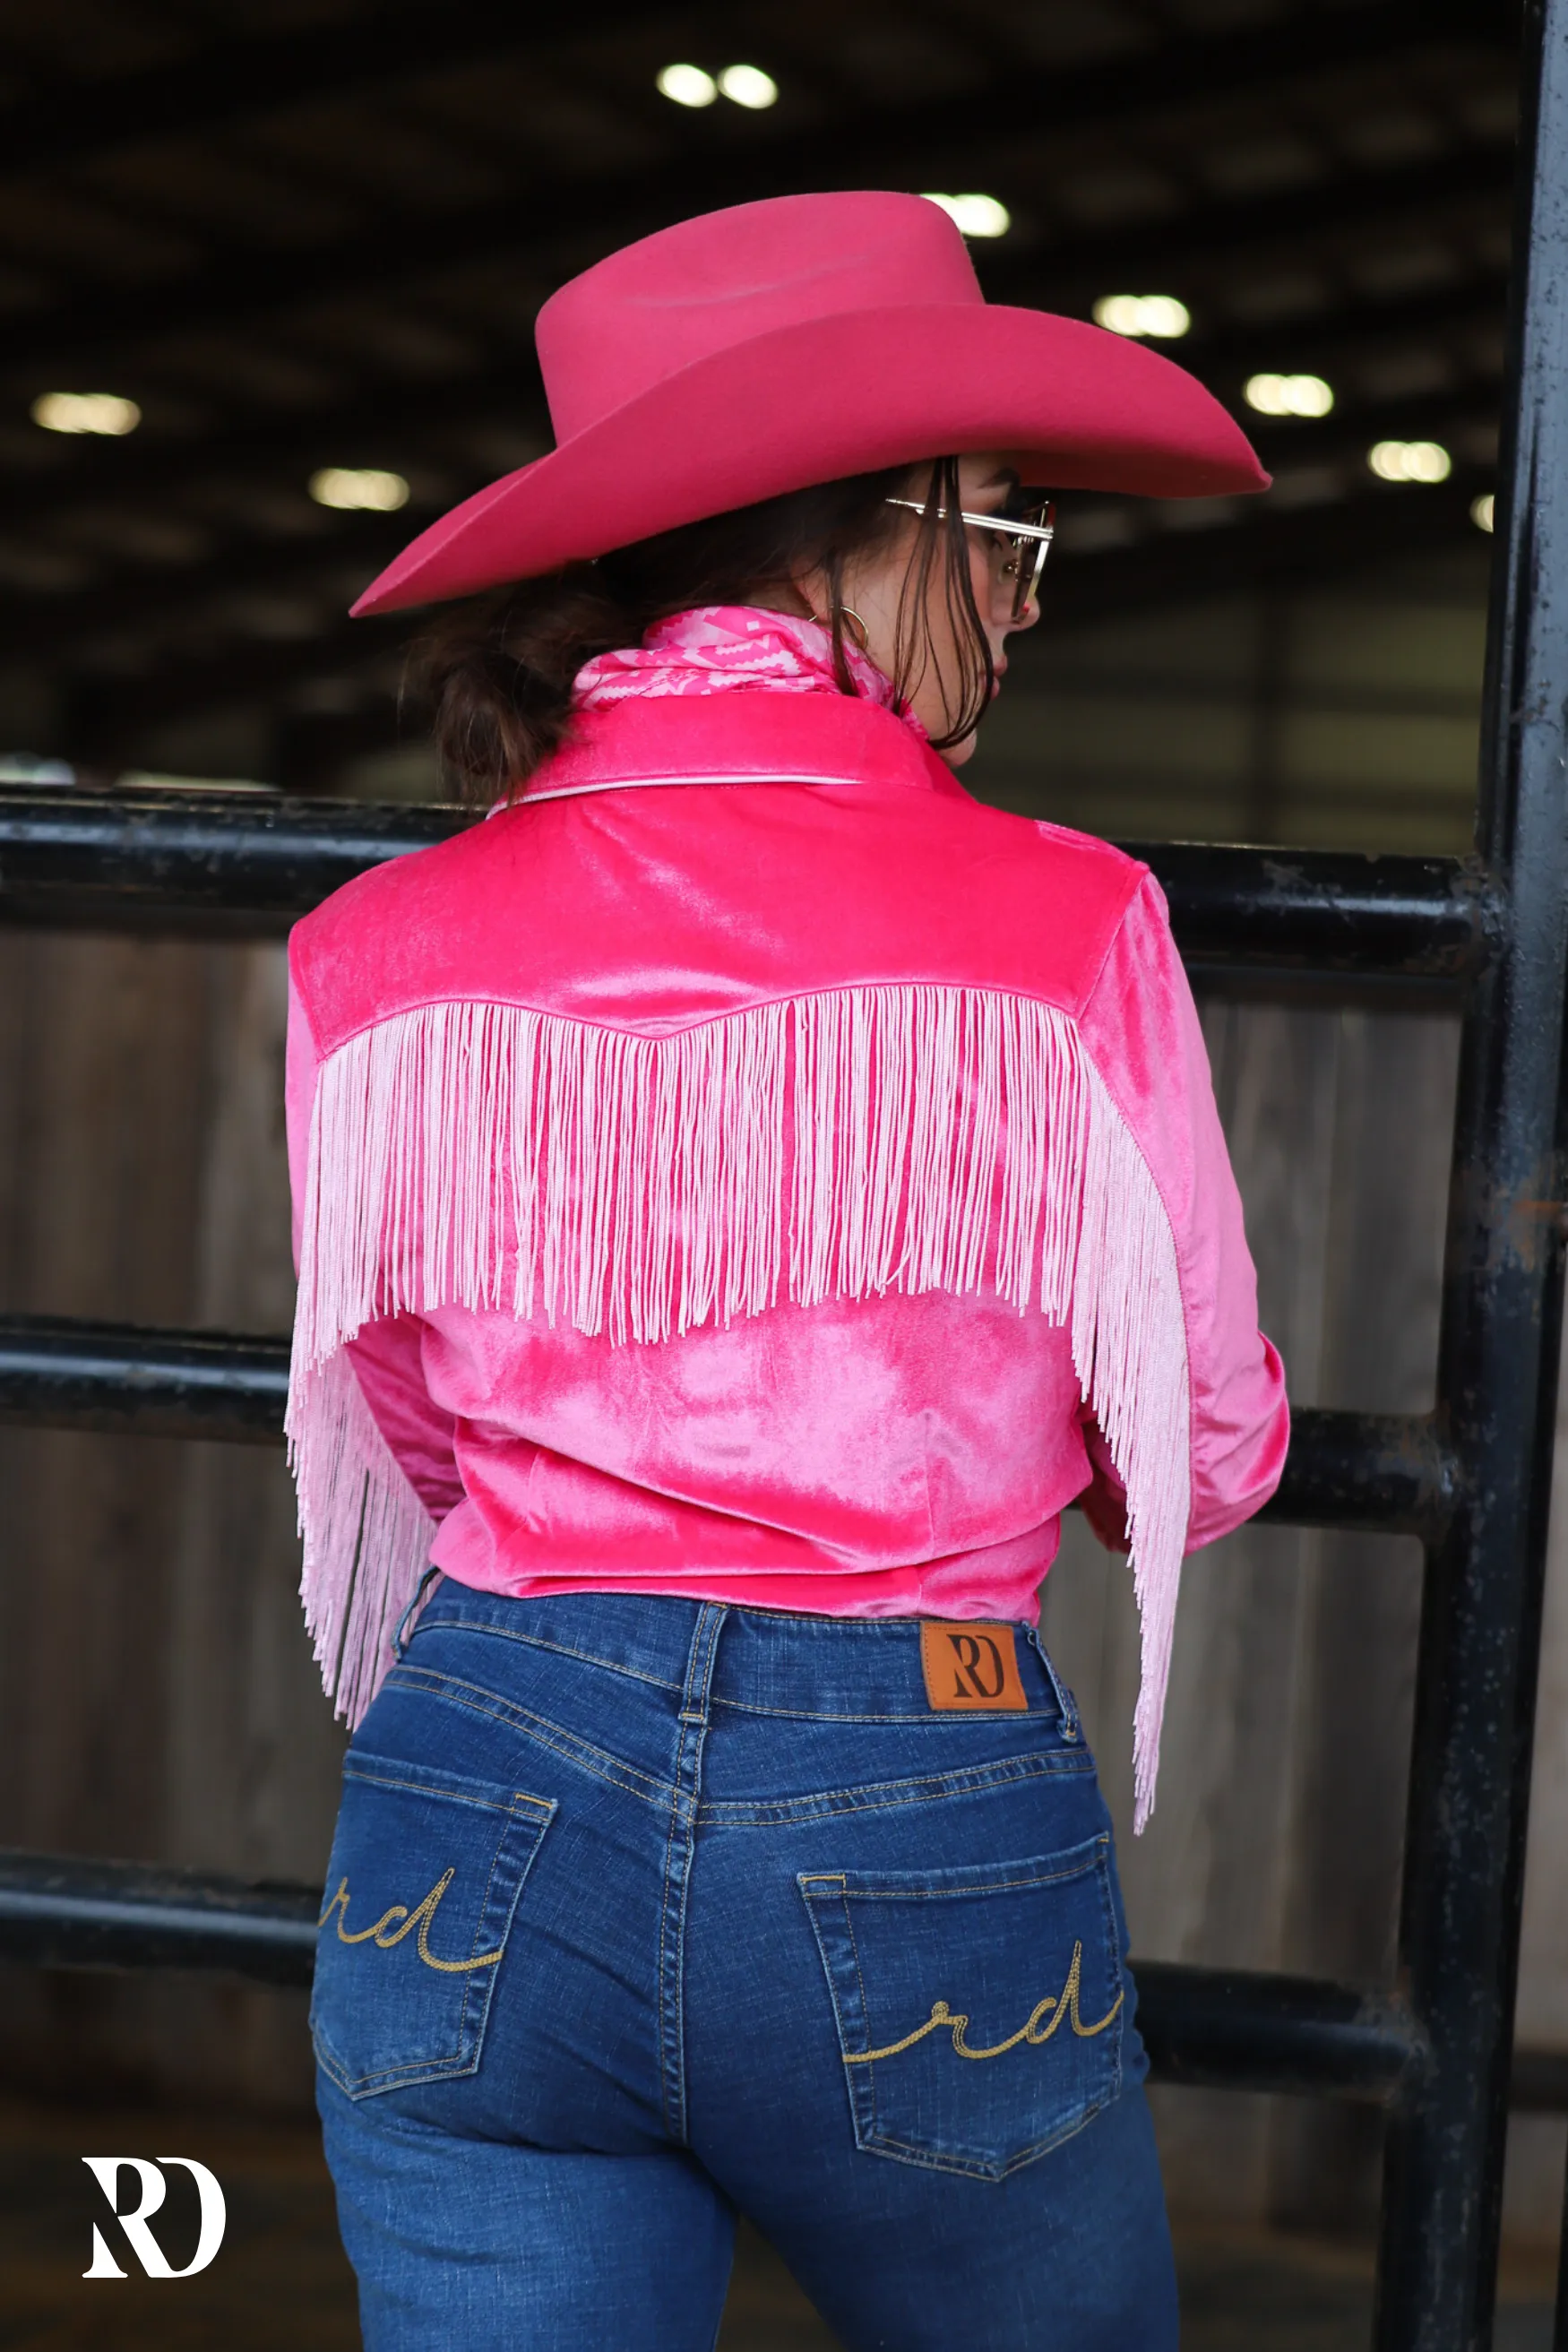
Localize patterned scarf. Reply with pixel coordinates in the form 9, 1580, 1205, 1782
572, 604, 926, 738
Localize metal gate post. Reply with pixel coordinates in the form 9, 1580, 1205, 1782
1377, 0, 1568, 2342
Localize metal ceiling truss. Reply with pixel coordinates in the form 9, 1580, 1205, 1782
0, 0, 1523, 780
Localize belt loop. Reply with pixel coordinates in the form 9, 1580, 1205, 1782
1026, 1624, 1080, 1741
392, 1565, 443, 1660
677, 1601, 728, 1725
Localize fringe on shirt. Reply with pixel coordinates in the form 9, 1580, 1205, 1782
287, 987, 1190, 1830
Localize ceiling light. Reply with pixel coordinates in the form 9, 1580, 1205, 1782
1470, 492, 1495, 532
308, 467, 409, 513
1244, 372, 1334, 418
1367, 439, 1452, 484
1092, 294, 1190, 339
922, 192, 1012, 239
657, 63, 718, 107
717, 64, 778, 108
0, 754, 74, 785
30, 391, 141, 436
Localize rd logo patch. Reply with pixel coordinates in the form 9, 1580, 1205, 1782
919, 1622, 1029, 1711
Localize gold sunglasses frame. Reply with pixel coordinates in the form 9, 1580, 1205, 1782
883, 495, 1056, 621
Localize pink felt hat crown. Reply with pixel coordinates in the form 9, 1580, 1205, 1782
352, 190, 1268, 617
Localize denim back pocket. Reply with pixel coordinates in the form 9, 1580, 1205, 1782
311, 1751, 556, 2101
799, 1833, 1124, 2181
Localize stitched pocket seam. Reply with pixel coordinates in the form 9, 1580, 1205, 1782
313, 1781, 557, 2098
799, 1833, 1108, 1901
798, 1835, 1124, 2182
415, 1617, 685, 1694
385, 1664, 669, 1806
342, 1765, 552, 1818
700, 1748, 1090, 1827
857, 2094, 1120, 2181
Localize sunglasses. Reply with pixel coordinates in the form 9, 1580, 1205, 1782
884, 494, 1056, 622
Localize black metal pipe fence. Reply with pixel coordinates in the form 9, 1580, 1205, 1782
0, 783, 1504, 973
2, 3, 1565, 2343
0, 1313, 1458, 1537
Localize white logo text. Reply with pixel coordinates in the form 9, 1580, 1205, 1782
81, 2158, 227, 2279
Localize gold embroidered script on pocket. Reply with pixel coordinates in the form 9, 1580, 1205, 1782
843, 1939, 1124, 2065
317, 1870, 504, 1975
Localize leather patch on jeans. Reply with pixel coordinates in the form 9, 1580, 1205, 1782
919, 1623, 1029, 1711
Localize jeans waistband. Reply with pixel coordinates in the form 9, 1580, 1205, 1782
413, 1583, 1074, 1729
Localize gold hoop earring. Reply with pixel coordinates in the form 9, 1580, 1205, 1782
835, 605, 870, 652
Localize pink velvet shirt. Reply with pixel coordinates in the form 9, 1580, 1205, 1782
284, 651, 1287, 1823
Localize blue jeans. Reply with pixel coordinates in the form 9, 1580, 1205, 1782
312, 1588, 1177, 2350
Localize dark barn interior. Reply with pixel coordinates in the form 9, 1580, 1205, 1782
4, 4, 1568, 2348
0, 0, 1520, 829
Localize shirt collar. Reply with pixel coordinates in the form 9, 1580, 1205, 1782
506, 690, 969, 809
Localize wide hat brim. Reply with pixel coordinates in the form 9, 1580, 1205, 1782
351, 303, 1268, 617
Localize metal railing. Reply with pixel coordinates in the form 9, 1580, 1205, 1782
2, 3, 1565, 2343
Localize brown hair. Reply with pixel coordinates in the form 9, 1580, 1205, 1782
417, 457, 993, 805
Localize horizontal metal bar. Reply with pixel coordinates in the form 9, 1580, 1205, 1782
6, 1851, 1559, 2121
0, 1850, 318, 1988
1133, 1956, 1423, 2103
0, 787, 463, 939
1130, 840, 1499, 980
1258, 1407, 1457, 1542
0, 1314, 288, 1443
0, 1316, 1457, 1536
0, 1849, 1422, 2098
1510, 2047, 1568, 2114
0, 788, 1502, 977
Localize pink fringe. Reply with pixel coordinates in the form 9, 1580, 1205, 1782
288, 988, 1189, 1826
288, 1348, 435, 1731
1073, 1058, 1190, 1830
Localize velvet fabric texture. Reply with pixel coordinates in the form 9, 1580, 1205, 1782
284, 669, 1288, 1824
572, 605, 918, 728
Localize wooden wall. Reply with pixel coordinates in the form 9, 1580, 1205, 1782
1044, 992, 1452, 2231
0, 930, 341, 2112
0, 926, 1563, 2237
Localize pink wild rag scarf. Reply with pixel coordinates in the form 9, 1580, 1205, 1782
572, 605, 926, 737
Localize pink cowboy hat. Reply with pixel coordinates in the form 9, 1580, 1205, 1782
351, 190, 1267, 617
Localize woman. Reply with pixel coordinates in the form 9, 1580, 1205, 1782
289, 191, 1288, 2350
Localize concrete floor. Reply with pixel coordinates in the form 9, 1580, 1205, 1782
0, 2096, 1556, 2349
